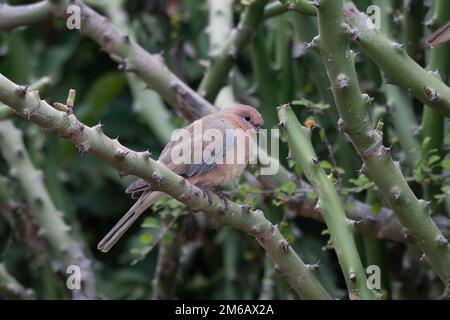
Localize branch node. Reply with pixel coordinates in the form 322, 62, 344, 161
436, 235, 449, 247
390, 187, 401, 201
15, 85, 28, 97
337, 74, 350, 89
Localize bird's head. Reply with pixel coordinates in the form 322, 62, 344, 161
221, 104, 264, 132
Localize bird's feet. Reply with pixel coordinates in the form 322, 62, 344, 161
195, 182, 214, 205
194, 183, 230, 209
216, 190, 230, 211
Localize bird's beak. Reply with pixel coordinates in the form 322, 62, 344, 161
255, 125, 262, 133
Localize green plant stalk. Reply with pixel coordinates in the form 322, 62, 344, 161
402, 0, 425, 65
279, 105, 377, 300
102, 2, 175, 144
361, 190, 391, 298
274, 16, 294, 104
222, 227, 240, 299
6, 0, 441, 244
0, 120, 97, 299
47, 0, 215, 122
198, 0, 268, 101
0, 74, 331, 300
372, 0, 421, 170
292, 15, 359, 183
0, 1, 49, 31
207, 0, 236, 108
343, 2, 450, 119
259, 255, 276, 299
250, 30, 279, 129
316, 0, 450, 285
277, 0, 316, 16
384, 86, 421, 168
420, 0, 450, 202
0, 263, 36, 300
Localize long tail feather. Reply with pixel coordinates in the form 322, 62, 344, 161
97, 191, 164, 253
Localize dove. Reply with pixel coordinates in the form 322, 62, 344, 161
97, 104, 264, 252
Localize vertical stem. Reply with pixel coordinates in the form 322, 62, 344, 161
420, 0, 450, 203
317, 0, 450, 285
0, 120, 97, 299
278, 105, 377, 299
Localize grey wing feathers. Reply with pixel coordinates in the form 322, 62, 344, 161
183, 131, 235, 177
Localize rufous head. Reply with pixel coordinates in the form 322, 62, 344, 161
220, 104, 264, 132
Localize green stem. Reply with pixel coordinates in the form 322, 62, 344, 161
0, 74, 331, 300
0, 1, 49, 31
0, 120, 97, 299
277, 0, 316, 16
371, 0, 421, 170
250, 29, 279, 129
420, 0, 450, 202
0, 263, 36, 300
103, 2, 175, 144
47, 0, 215, 121
198, 0, 268, 101
207, 0, 236, 108
278, 105, 377, 300
316, 0, 450, 285
343, 2, 450, 119
402, 0, 425, 65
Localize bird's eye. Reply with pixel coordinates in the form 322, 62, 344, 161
244, 115, 251, 121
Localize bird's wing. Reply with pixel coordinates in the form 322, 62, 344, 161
126, 115, 235, 196
162, 114, 236, 177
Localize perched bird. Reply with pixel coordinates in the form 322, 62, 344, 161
98, 104, 264, 252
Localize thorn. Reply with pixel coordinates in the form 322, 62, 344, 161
278, 118, 286, 128
418, 199, 431, 209
307, 261, 321, 271
276, 103, 291, 111
390, 187, 401, 201
345, 25, 360, 42
123, 34, 130, 43
286, 150, 293, 160
253, 209, 263, 216
436, 235, 449, 247
312, 0, 320, 8
312, 157, 320, 165
34, 197, 44, 207
337, 74, 350, 89
76, 142, 90, 153
393, 42, 405, 51
362, 93, 374, 105
101, 32, 112, 43
279, 240, 289, 253
15, 85, 28, 97
152, 171, 162, 184
356, 164, 366, 175
115, 148, 129, 160
349, 271, 357, 283
241, 204, 250, 212
336, 118, 344, 132
142, 150, 152, 159
15, 149, 25, 159
93, 122, 104, 133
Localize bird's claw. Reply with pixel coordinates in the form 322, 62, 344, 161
195, 182, 214, 205
216, 191, 230, 210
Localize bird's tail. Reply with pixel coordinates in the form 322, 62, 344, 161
97, 191, 164, 253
